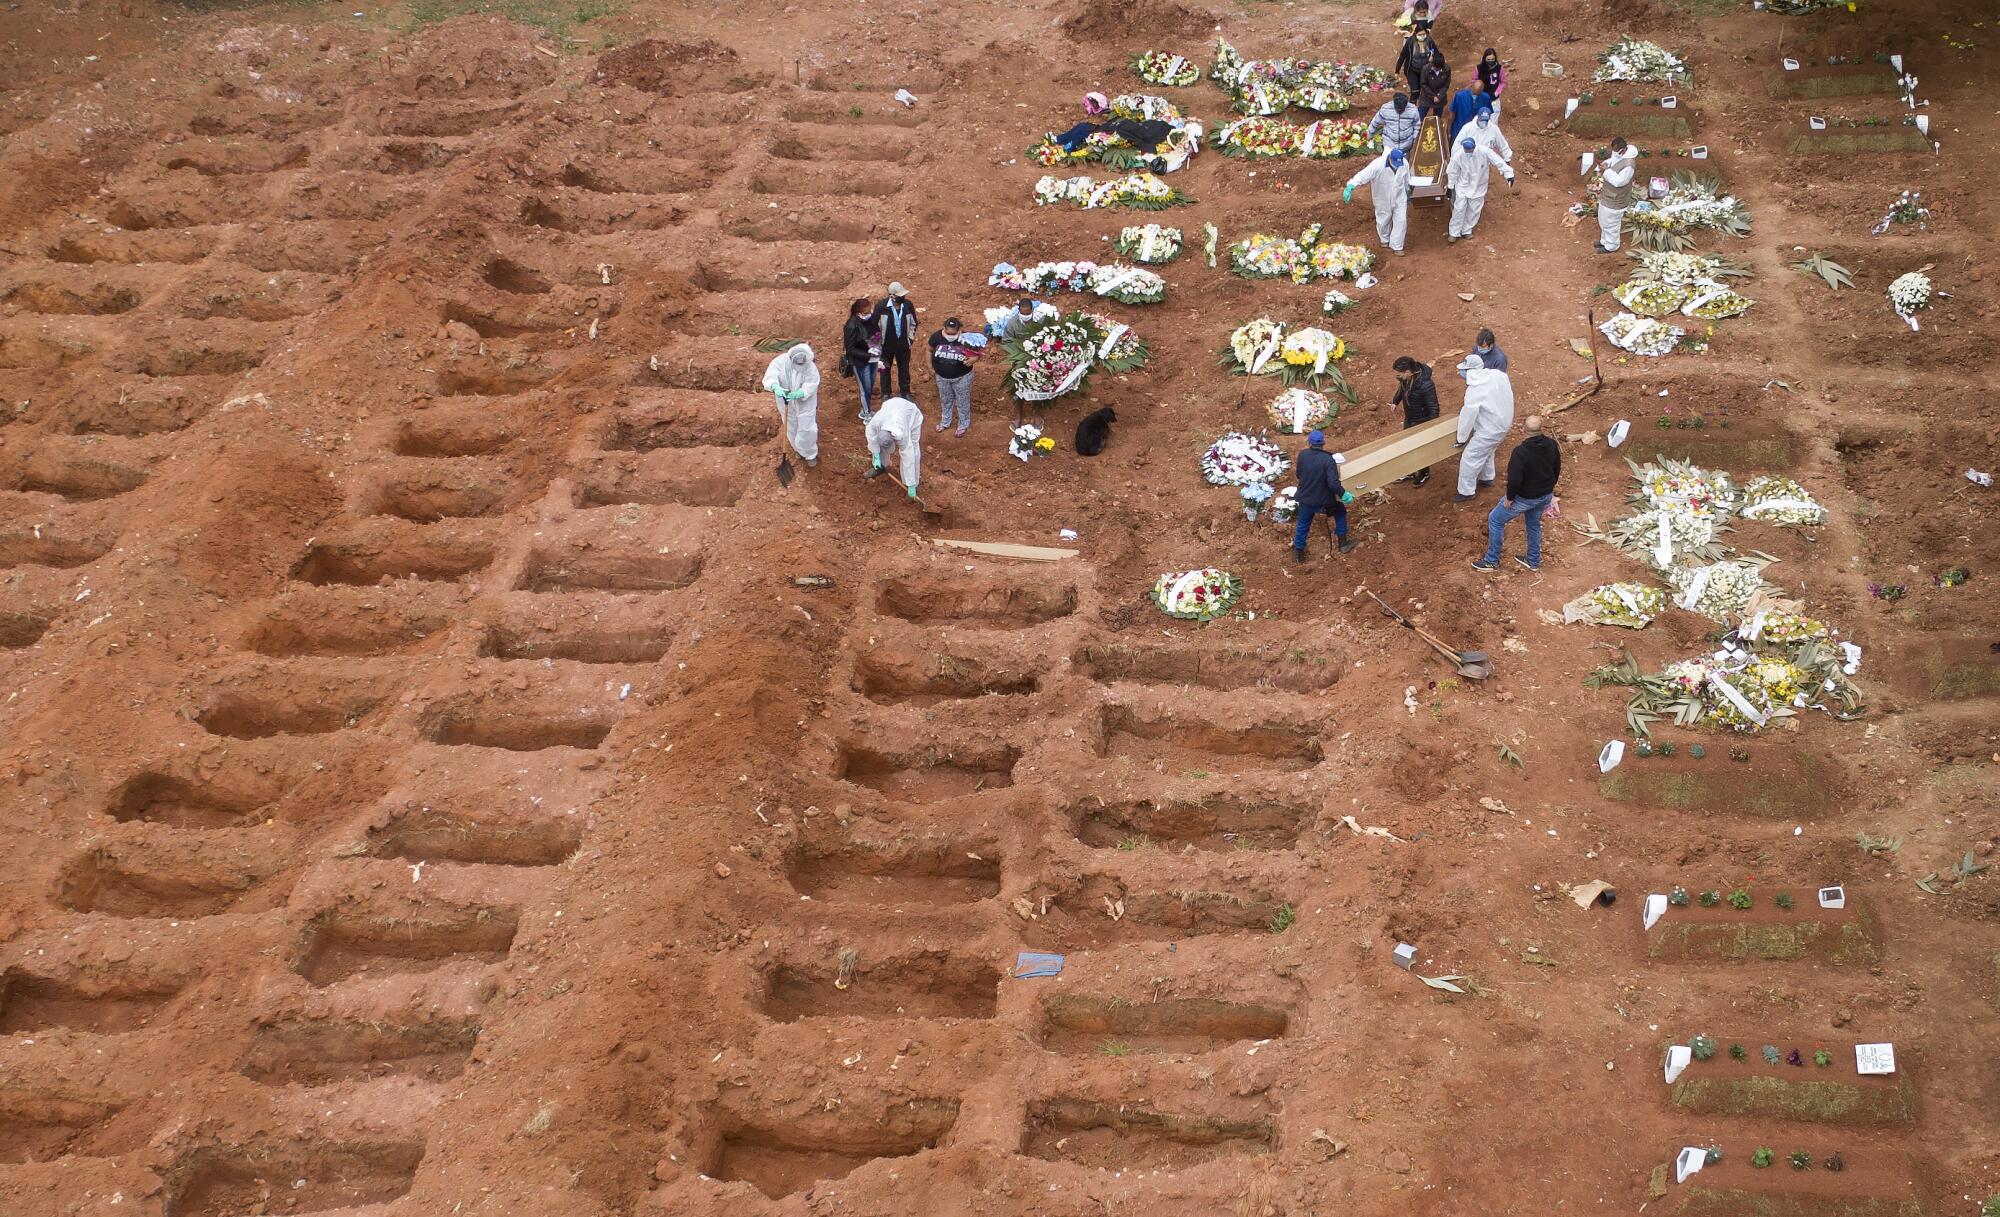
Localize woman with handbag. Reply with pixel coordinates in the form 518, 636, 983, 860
840, 297, 882, 421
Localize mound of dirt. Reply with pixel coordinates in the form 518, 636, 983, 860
595, 38, 741, 96
1062, 0, 1215, 43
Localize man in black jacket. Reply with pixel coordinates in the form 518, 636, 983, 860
1471, 415, 1559, 572
1390, 355, 1440, 487
1291, 430, 1361, 562
871, 282, 919, 400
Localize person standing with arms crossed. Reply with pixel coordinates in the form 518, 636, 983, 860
927, 317, 979, 437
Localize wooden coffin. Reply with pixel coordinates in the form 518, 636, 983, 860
1332, 411, 1465, 494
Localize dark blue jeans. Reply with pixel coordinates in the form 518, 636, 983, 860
1292, 501, 1348, 552
1481, 492, 1553, 565
855, 363, 877, 419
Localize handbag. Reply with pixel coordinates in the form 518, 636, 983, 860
838, 353, 854, 378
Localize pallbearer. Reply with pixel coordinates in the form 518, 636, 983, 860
1444, 134, 1514, 243
1343, 145, 1414, 256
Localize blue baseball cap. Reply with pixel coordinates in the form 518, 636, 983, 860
1387, 147, 1406, 166
1461, 136, 1476, 150
1307, 429, 1326, 446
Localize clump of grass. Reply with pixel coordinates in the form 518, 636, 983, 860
1268, 903, 1296, 934
1101, 1040, 1133, 1057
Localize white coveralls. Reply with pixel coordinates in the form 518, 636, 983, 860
761, 343, 821, 463
1346, 151, 1413, 253
1469, 115, 1513, 161
1454, 362, 1516, 496
864, 396, 924, 491
1445, 143, 1514, 239
1598, 153, 1636, 252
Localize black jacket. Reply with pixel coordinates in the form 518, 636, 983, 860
872, 297, 919, 353
1418, 62, 1452, 110
1392, 364, 1440, 428
1294, 446, 1347, 511
1395, 37, 1437, 81
1506, 435, 1562, 500
842, 314, 876, 368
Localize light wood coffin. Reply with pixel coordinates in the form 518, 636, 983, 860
1332, 411, 1465, 494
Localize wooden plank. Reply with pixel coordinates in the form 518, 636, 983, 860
1332, 411, 1466, 494
933, 539, 1078, 562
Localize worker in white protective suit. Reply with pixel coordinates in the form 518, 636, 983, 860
861, 395, 923, 498
1444, 134, 1514, 243
760, 343, 820, 467
1468, 106, 1512, 161
1341, 145, 1412, 256
1450, 354, 1515, 501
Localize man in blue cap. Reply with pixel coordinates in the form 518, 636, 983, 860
1444, 132, 1514, 243
1291, 430, 1359, 562
1343, 144, 1413, 256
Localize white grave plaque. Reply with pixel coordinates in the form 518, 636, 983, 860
1661, 95, 1678, 109
1664, 1044, 1692, 1084
1782, 57, 1801, 71
1607, 419, 1632, 448
1392, 942, 1418, 970
1580, 151, 1596, 176
1818, 885, 1846, 909
1675, 1147, 1708, 1184
1915, 114, 1930, 135
1565, 97, 1580, 119
1690, 146, 1709, 160
1890, 54, 1903, 72
1809, 116, 1828, 130
1598, 740, 1625, 772
1643, 893, 1668, 930
1856, 1043, 1896, 1075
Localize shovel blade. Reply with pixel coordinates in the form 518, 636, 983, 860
1457, 661, 1494, 680
1457, 650, 1491, 664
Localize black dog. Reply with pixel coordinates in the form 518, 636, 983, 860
1075, 407, 1116, 456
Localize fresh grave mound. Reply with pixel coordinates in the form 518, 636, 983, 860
596, 39, 744, 96
1064, 0, 1215, 42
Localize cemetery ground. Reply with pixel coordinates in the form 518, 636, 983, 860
0, 0, 1995, 1213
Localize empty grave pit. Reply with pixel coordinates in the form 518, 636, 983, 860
874, 573, 1077, 628
0, 1093, 128, 1165
440, 301, 559, 340
787, 841, 1000, 905
0, 526, 116, 571
367, 808, 580, 867
391, 414, 514, 457
834, 742, 1018, 801
1039, 996, 1289, 1056
1097, 706, 1323, 773
600, 409, 780, 452
0, 606, 57, 649
748, 169, 903, 198
1021, 1100, 1274, 1170
162, 1139, 426, 1217
781, 101, 925, 127
55, 849, 256, 920
108, 772, 263, 828
3, 281, 144, 315
433, 365, 552, 397
197, 690, 384, 739
245, 605, 451, 659
239, 1017, 480, 1086
0, 969, 181, 1035
294, 906, 519, 987
1074, 642, 1344, 693
1022, 883, 1292, 951
854, 652, 1040, 706
419, 705, 613, 752
480, 621, 673, 663
363, 475, 511, 522
759, 952, 999, 1022
479, 255, 551, 295
706, 1100, 959, 1200
292, 537, 494, 586
768, 136, 910, 163
1070, 796, 1309, 852
515, 545, 702, 593
571, 465, 745, 509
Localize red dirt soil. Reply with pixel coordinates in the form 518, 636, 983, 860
1, 0, 1997, 1214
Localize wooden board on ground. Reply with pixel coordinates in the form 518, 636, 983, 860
933, 539, 1078, 562
1334, 411, 1465, 494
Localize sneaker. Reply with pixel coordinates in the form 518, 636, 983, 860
1477, 478, 1494, 487
1392, 248, 1407, 257
1338, 538, 1360, 554
804, 457, 817, 468
1292, 547, 1307, 564
954, 428, 969, 438
1411, 473, 1430, 487
1470, 558, 1499, 571
1449, 492, 1477, 503
1593, 243, 1616, 254
1514, 557, 1540, 571
862, 467, 885, 480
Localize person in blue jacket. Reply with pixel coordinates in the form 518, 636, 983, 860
1447, 77, 1488, 145
1292, 430, 1360, 562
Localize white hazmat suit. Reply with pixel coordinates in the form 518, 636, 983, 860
761, 343, 820, 464
1469, 112, 1512, 161
1444, 141, 1514, 240
864, 396, 924, 493
1345, 150, 1412, 253
1454, 359, 1516, 496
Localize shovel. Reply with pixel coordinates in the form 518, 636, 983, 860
776, 451, 795, 488
1363, 589, 1493, 680
884, 467, 946, 522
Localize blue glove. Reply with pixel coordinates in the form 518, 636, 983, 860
1340, 490, 1355, 504
907, 483, 919, 499
872, 452, 883, 470
1342, 185, 1354, 204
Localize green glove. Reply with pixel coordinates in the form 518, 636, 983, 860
1340, 490, 1355, 504
907, 483, 919, 499
1342, 185, 1354, 204
872, 452, 883, 470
